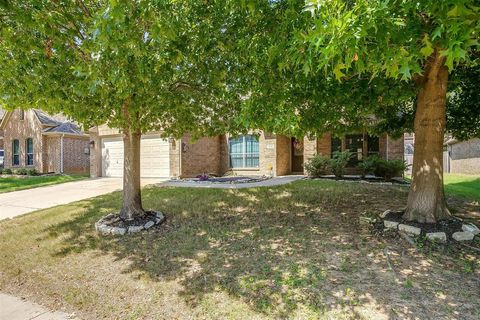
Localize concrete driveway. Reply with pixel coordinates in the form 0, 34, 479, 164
0, 178, 166, 220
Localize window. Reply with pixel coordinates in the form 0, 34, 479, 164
331, 136, 342, 157
345, 134, 364, 165
367, 135, 380, 156
229, 135, 259, 168
12, 139, 20, 166
19, 110, 24, 120
26, 138, 34, 166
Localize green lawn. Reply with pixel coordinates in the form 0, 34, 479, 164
444, 174, 480, 201
0, 174, 88, 193
0, 180, 478, 319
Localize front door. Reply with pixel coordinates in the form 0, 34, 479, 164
291, 138, 304, 173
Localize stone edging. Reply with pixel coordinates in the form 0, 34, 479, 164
381, 210, 480, 243
95, 211, 166, 235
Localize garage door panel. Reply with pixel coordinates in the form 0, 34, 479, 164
102, 136, 170, 178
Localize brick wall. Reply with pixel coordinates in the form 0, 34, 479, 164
317, 133, 332, 157
449, 138, 480, 174
276, 135, 291, 176
180, 135, 224, 177
382, 135, 404, 160
168, 138, 181, 178
45, 136, 61, 173
88, 127, 102, 178
303, 137, 317, 163
63, 137, 90, 174
0, 129, 4, 150
3, 109, 45, 172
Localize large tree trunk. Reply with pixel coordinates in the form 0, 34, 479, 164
403, 50, 451, 224
119, 127, 145, 221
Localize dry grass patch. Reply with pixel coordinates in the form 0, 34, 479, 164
0, 180, 479, 319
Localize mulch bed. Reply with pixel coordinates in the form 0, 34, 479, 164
310, 175, 410, 185
181, 176, 271, 184
381, 210, 464, 238
100, 211, 159, 229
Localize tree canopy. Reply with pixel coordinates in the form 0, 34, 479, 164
0, 0, 243, 138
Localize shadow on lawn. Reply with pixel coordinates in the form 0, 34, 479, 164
45, 181, 480, 319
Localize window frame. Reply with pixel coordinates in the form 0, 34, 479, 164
26, 138, 34, 166
12, 139, 20, 166
228, 135, 260, 169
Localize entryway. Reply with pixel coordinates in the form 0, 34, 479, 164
291, 137, 304, 173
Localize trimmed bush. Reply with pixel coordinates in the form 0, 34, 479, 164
27, 169, 39, 176
304, 154, 331, 177
373, 159, 407, 181
3, 168, 13, 174
357, 155, 380, 178
15, 168, 28, 175
330, 151, 353, 178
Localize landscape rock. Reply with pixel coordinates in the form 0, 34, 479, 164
384, 220, 399, 230
111, 227, 127, 235
462, 223, 480, 235
398, 224, 421, 236
452, 231, 475, 242
128, 225, 144, 234
144, 220, 155, 229
426, 232, 447, 243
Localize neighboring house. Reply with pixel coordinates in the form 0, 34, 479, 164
0, 109, 90, 174
445, 138, 480, 174
89, 125, 403, 178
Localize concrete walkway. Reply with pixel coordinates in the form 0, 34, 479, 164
0, 177, 166, 220
0, 293, 72, 320
160, 175, 305, 189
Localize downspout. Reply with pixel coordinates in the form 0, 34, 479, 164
60, 134, 65, 174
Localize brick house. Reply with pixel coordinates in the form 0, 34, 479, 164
445, 138, 480, 174
0, 109, 90, 174
89, 125, 403, 178
0, 107, 5, 150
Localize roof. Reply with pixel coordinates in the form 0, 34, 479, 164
0, 108, 87, 137
33, 109, 66, 126
42, 122, 84, 135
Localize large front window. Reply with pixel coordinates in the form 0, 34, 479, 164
229, 135, 259, 168
26, 138, 34, 166
12, 139, 20, 166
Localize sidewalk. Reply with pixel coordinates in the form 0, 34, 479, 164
0, 177, 166, 221
0, 293, 73, 320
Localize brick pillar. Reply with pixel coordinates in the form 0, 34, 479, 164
303, 137, 317, 174
89, 127, 101, 178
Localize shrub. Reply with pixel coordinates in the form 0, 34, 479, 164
27, 169, 39, 176
15, 168, 28, 175
304, 154, 330, 177
373, 159, 407, 181
3, 168, 12, 174
357, 155, 380, 178
330, 151, 353, 178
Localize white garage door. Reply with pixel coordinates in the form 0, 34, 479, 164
102, 135, 170, 178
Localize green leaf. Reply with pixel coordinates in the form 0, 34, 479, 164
399, 63, 411, 80
420, 34, 434, 57
333, 63, 346, 80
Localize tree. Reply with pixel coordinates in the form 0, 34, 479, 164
0, 1, 239, 221
294, 0, 480, 223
